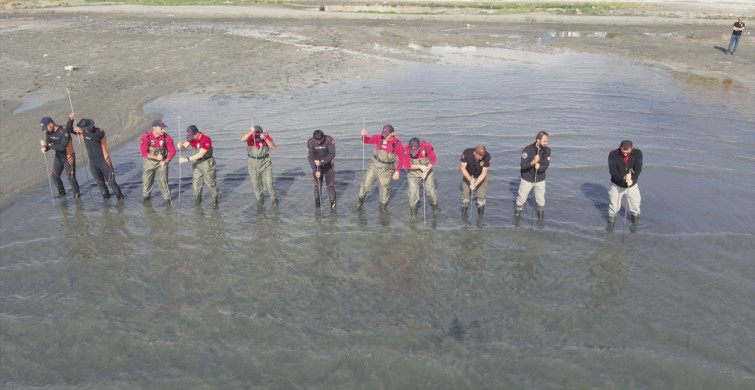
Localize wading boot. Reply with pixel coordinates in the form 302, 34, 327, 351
379, 203, 388, 213
355, 197, 364, 211
514, 205, 522, 217
538, 206, 545, 221
630, 213, 639, 233
410, 205, 418, 217
213, 195, 219, 208
607, 215, 615, 231
328, 188, 336, 209
477, 205, 485, 218
194, 195, 202, 206
432, 203, 439, 213
97, 183, 110, 199
461, 202, 469, 217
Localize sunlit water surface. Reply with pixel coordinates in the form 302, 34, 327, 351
2, 53, 754, 389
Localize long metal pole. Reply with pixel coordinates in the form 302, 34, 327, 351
177, 116, 182, 218
66, 88, 95, 204
43, 152, 55, 206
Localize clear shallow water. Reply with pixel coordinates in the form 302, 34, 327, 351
1, 53, 754, 389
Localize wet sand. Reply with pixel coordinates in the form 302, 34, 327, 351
1, 1, 753, 210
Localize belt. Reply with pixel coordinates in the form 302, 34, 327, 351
249, 155, 269, 160
373, 155, 394, 165
195, 155, 212, 162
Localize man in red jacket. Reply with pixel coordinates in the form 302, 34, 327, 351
140, 119, 176, 203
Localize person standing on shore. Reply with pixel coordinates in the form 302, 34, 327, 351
355, 124, 405, 212
460, 145, 491, 218
607, 140, 642, 228
307, 129, 336, 210
241, 125, 278, 207
73, 118, 124, 201
140, 119, 176, 203
727, 17, 745, 55
179, 125, 219, 207
514, 131, 551, 221
39, 113, 80, 199
403, 137, 438, 216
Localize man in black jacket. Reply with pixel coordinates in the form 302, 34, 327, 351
608, 140, 642, 228
307, 129, 336, 210
514, 131, 550, 220
40, 114, 80, 199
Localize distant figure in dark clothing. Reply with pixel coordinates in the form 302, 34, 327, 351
727, 17, 745, 55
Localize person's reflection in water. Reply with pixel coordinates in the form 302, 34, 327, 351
143, 200, 179, 251
584, 239, 630, 313
501, 231, 544, 296
61, 202, 95, 260
368, 229, 433, 305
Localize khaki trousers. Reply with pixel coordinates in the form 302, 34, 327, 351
608, 183, 641, 217
142, 158, 170, 200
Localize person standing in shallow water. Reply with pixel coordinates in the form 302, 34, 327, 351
241, 125, 278, 207
460, 145, 491, 218
73, 118, 124, 201
140, 119, 176, 203
607, 140, 642, 229
355, 124, 405, 212
403, 137, 438, 216
726, 17, 745, 55
514, 131, 551, 221
307, 129, 336, 210
179, 125, 219, 207
40, 113, 80, 199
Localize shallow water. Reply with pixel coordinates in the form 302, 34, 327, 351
1, 53, 754, 389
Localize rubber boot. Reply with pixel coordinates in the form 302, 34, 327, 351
355, 197, 364, 211
410, 205, 418, 217
212, 195, 219, 207
461, 201, 469, 217
70, 179, 80, 199
97, 182, 110, 199
538, 206, 545, 220
432, 203, 439, 213
328, 188, 337, 209
111, 182, 124, 201
194, 195, 202, 206
631, 213, 639, 225
514, 205, 522, 217
379, 203, 388, 213
477, 205, 485, 218
271, 197, 279, 208
607, 215, 615, 228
